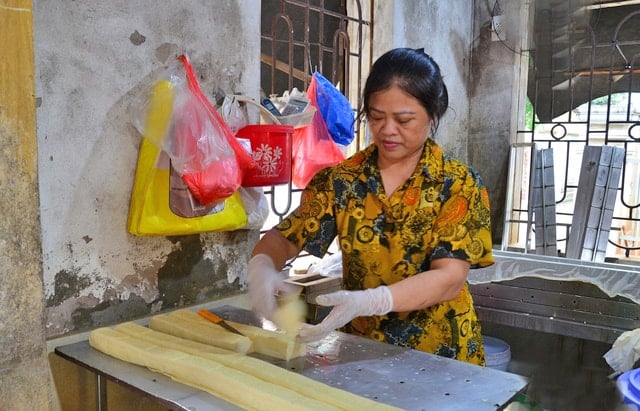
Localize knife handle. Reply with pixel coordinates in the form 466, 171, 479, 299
198, 309, 223, 324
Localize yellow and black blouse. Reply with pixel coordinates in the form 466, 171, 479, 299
276, 138, 494, 365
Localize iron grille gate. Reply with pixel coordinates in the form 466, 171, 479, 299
505, 2, 640, 261
259, 0, 371, 235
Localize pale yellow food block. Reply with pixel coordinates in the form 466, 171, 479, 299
113, 322, 401, 411
89, 327, 340, 411
148, 312, 253, 354
272, 293, 307, 337
168, 309, 306, 360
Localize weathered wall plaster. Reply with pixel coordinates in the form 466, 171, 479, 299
33, 0, 261, 338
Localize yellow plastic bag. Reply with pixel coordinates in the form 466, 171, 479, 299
127, 137, 248, 236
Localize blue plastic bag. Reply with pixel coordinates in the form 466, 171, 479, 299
312, 72, 355, 146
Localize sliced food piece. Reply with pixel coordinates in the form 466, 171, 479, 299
168, 309, 306, 360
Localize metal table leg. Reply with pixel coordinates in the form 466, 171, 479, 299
96, 373, 107, 411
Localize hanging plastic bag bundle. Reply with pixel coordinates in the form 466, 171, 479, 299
312, 71, 355, 146
291, 73, 345, 188
131, 55, 254, 206
127, 140, 248, 236
126, 61, 248, 236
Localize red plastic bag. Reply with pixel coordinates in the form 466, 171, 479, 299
174, 54, 258, 205
170, 88, 240, 204
179, 55, 258, 176
291, 75, 345, 188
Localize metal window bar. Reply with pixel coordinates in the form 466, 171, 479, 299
530, 147, 558, 256
565, 145, 625, 262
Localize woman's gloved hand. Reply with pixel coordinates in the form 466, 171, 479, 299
297, 286, 393, 343
247, 254, 298, 320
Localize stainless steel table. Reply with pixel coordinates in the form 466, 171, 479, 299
55, 306, 528, 411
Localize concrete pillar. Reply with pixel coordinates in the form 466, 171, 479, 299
0, 1, 54, 409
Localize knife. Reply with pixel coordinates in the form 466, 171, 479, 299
197, 309, 245, 336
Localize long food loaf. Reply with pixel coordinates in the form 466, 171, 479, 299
112, 322, 401, 411
89, 326, 339, 411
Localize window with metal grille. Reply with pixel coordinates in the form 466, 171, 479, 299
504, 2, 640, 262
258, 0, 371, 236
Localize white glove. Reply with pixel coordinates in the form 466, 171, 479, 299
297, 286, 393, 343
247, 254, 297, 320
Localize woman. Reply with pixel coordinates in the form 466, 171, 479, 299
248, 48, 494, 365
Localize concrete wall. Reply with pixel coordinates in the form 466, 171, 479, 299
482, 322, 620, 409
390, 0, 475, 162
469, 0, 531, 242
33, 0, 261, 339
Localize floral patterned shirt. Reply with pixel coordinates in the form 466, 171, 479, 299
276, 139, 494, 364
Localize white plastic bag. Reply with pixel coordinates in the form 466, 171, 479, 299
604, 328, 640, 375
218, 95, 248, 135
238, 187, 269, 230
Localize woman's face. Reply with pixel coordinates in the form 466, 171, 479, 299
367, 84, 432, 168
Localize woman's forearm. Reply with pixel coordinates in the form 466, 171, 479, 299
388, 258, 470, 312
251, 229, 300, 269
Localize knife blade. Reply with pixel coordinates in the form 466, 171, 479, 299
197, 309, 245, 336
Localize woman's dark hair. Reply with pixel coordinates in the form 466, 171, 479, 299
362, 48, 449, 134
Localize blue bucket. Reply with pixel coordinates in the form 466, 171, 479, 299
618, 369, 640, 409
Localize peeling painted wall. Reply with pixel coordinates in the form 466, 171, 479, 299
33, 0, 261, 338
